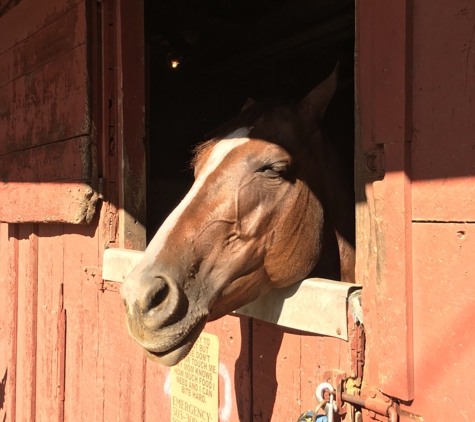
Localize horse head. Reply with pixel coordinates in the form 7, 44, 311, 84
121, 68, 355, 366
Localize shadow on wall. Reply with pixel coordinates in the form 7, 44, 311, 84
234, 318, 335, 422
0, 368, 7, 422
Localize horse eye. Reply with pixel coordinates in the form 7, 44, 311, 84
256, 164, 288, 178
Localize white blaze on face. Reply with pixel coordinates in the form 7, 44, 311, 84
142, 128, 252, 267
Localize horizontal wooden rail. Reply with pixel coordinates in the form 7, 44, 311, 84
103, 248, 361, 339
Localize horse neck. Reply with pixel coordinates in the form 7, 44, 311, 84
306, 131, 356, 282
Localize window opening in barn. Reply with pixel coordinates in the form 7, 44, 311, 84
144, 0, 355, 278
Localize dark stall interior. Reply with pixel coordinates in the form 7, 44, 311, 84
144, 0, 355, 241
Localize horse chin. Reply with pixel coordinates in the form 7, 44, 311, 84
142, 316, 208, 366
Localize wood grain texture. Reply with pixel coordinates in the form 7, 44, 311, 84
204, 315, 252, 422
0, 182, 99, 224
98, 291, 145, 422
0, 137, 93, 183
0, 0, 97, 225
0, 1, 86, 88
0, 224, 19, 422
406, 223, 475, 421
15, 224, 38, 422
115, 0, 146, 250
356, 0, 414, 401
252, 320, 351, 421
35, 224, 64, 421
0, 0, 82, 56
299, 334, 351, 413
411, 0, 475, 222
62, 223, 99, 422
96, 290, 146, 422
0, 45, 90, 155
145, 356, 171, 422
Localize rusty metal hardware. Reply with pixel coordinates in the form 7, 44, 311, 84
363, 146, 385, 180
321, 371, 347, 416
349, 316, 365, 386
315, 382, 338, 422
341, 387, 398, 422
83, 266, 103, 290
320, 371, 398, 421
84, 266, 121, 292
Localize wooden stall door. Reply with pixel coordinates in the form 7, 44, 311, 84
356, 0, 475, 420
0, 0, 147, 421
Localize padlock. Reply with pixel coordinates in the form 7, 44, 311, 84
296, 410, 328, 422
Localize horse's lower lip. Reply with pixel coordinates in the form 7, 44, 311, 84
144, 316, 208, 366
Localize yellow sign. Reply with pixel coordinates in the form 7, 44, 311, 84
171, 332, 219, 422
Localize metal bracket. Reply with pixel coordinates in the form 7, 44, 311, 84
322, 370, 348, 416
363, 146, 385, 180
338, 386, 398, 422
360, 387, 397, 422
235, 279, 361, 339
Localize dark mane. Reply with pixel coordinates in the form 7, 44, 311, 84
191, 97, 295, 169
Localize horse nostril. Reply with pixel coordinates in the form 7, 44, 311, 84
139, 277, 170, 315
147, 282, 170, 314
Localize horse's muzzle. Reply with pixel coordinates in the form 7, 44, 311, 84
121, 271, 187, 332
121, 269, 210, 365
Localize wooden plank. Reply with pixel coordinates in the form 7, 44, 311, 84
252, 321, 352, 421
97, 291, 146, 421
0, 0, 82, 55
299, 334, 351, 415
115, 0, 146, 250
413, 178, 475, 222
372, 144, 413, 400
144, 357, 171, 422
0, 137, 93, 183
0, 44, 90, 155
203, 315, 252, 422
15, 224, 38, 422
0, 223, 19, 422
62, 223, 99, 421
35, 224, 64, 421
252, 321, 305, 421
405, 222, 475, 421
355, 0, 414, 401
0, 182, 99, 224
0, 1, 86, 87
411, 0, 475, 222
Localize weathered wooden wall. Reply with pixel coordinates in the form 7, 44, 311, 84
356, 0, 475, 420
2, 0, 474, 421
0, 0, 147, 421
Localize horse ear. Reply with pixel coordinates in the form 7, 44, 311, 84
299, 63, 339, 121
241, 97, 257, 111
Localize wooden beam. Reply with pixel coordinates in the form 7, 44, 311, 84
0, 183, 99, 224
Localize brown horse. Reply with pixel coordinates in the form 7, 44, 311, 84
120, 68, 355, 366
